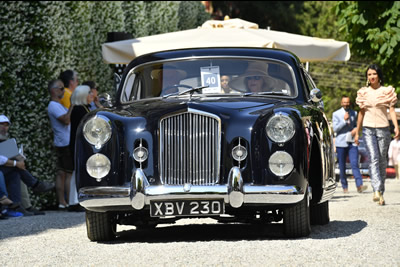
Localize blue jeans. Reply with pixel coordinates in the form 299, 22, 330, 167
0, 166, 38, 203
0, 171, 8, 198
337, 144, 363, 189
0, 168, 22, 203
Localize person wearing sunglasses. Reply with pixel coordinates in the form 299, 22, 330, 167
229, 61, 276, 93
47, 79, 74, 210
59, 70, 79, 109
245, 75, 265, 93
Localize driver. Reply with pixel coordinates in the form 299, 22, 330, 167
154, 66, 187, 96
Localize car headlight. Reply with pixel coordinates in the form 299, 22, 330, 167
86, 153, 111, 181
266, 113, 295, 143
83, 115, 112, 149
269, 151, 294, 177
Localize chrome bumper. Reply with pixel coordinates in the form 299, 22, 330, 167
79, 167, 306, 209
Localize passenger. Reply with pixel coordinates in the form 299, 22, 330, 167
220, 75, 234, 93
229, 61, 275, 93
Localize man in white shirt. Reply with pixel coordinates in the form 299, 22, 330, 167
47, 79, 74, 209
0, 115, 55, 211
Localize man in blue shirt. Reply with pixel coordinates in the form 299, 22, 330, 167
333, 96, 368, 193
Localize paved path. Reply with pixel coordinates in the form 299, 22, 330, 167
1, 178, 400, 266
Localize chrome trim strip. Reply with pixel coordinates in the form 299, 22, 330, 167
79, 167, 306, 209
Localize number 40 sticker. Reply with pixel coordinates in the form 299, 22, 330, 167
201, 66, 221, 93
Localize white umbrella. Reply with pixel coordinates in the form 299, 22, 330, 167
102, 18, 350, 64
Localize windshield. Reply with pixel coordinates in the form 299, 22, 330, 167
121, 58, 297, 102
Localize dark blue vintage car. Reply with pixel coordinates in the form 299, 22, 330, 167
76, 47, 336, 241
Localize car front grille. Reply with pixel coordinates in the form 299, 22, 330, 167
160, 109, 221, 185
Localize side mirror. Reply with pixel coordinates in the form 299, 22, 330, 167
114, 73, 121, 92
309, 88, 322, 103
98, 93, 113, 108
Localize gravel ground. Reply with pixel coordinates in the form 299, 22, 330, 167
1, 178, 400, 267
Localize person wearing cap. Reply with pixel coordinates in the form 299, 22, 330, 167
0, 115, 55, 215
47, 79, 74, 209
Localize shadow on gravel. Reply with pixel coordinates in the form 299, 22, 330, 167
0, 211, 85, 240
105, 218, 368, 244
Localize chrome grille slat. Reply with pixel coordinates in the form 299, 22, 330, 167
160, 110, 220, 185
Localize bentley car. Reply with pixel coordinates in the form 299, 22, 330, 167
76, 48, 336, 241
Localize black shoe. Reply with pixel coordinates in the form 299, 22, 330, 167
32, 181, 55, 194
0, 205, 8, 220
26, 206, 45, 215
15, 206, 34, 216
67, 204, 85, 212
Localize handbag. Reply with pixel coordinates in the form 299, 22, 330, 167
386, 166, 396, 178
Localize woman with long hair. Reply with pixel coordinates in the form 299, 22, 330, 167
355, 64, 399, 205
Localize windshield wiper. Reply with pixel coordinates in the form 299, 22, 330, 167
242, 91, 288, 97
178, 85, 209, 96
162, 85, 209, 99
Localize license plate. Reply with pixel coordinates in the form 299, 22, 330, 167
150, 199, 224, 217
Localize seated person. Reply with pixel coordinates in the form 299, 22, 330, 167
229, 61, 276, 93
220, 75, 238, 94
0, 170, 13, 206
0, 115, 54, 205
152, 66, 187, 96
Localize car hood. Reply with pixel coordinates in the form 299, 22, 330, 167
117, 96, 295, 118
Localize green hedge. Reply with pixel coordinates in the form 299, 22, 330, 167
0, 1, 209, 208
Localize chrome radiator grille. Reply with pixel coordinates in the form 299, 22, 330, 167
160, 110, 221, 185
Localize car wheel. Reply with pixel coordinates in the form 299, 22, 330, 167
310, 201, 330, 225
283, 191, 311, 238
86, 210, 116, 241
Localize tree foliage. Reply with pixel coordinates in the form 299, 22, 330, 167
336, 1, 400, 91
0, 1, 209, 208
212, 1, 303, 33
296, 1, 339, 39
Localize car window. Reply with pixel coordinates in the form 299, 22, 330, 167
120, 58, 298, 102
302, 67, 316, 94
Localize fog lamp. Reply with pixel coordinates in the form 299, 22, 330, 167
268, 151, 294, 177
86, 153, 111, 181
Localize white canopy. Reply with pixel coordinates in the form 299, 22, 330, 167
102, 18, 350, 64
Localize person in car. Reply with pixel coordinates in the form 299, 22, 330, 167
229, 61, 275, 93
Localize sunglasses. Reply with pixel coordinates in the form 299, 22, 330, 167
246, 76, 262, 81
53, 86, 64, 91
